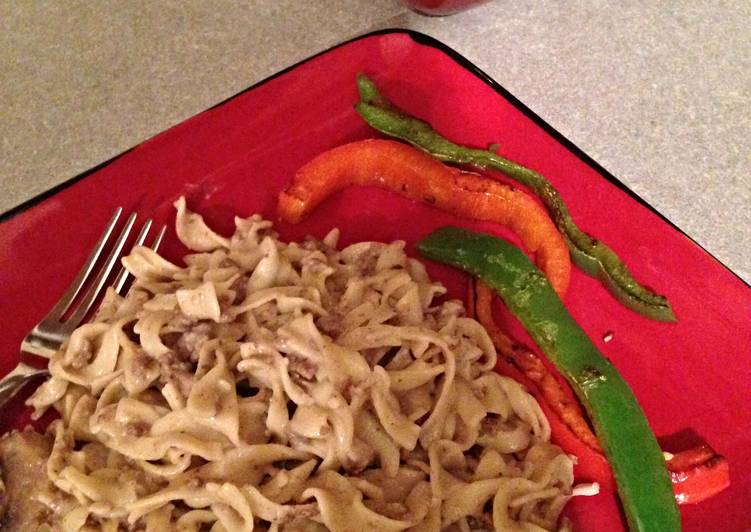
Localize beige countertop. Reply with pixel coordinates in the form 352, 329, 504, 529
1, 1, 749, 282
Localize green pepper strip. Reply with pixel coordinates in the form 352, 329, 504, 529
418, 226, 681, 532
355, 74, 676, 322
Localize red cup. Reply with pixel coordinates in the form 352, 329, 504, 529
402, 0, 490, 16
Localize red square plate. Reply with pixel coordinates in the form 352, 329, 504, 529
1, 29, 749, 531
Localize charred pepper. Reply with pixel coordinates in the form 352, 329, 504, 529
277, 138, 571, 296
417, 226, 681, 532
356, 74, 675, 321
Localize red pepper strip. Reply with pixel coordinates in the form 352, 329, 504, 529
471, 279, 616, 489
465, 279, 476, 320
488, 329, 616, 490
474, 281, 601, 452
490, 337, 616, 489
539, 400, 617, 492
278, 139, 571, 296
472, 279, 730, 503
667, 444, 730, 505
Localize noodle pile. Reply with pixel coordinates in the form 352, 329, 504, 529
24, 197, 594, 531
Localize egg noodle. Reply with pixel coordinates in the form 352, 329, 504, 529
25, 197, 596, 531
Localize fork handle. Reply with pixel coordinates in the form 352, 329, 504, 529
0, 362, 48, 409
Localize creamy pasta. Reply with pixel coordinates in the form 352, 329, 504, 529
22, 197, 596, 531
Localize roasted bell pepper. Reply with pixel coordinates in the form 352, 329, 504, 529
278, 138, 571, 296
418, 226, 681, 532
473, 278, 616, 491
356, 74, 676, 322
667, 444, 730, 505
471, 268, 729, 507
473, 280, 602, 452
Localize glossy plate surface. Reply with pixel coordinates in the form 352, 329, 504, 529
1, 29, 749, 531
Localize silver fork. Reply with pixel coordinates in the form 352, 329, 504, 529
0, 209, 166, 408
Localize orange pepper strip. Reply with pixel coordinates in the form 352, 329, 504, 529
474, 281, 601, 451
279, 139, 571, 296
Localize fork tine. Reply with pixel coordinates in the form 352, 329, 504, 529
152, 225, 167, 250
46, 208, 123, 321
63, 213, 137, 329
112, 218, 152, 294
112, 223, 167, 295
